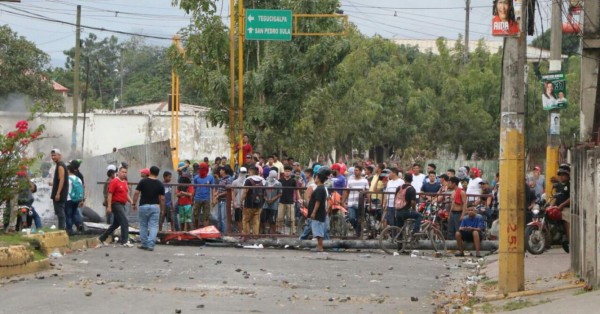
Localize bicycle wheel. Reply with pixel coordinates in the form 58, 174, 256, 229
428, 227, 447, 254
379, 225, 403, 255
398, 224, 415, 252
330, 213, 348, 237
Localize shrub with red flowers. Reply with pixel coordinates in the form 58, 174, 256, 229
0, 120, 45, 204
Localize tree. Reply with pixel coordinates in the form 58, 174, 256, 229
531, 28, 580, 56
0, 25, 60, 111
0, 120, 44, 207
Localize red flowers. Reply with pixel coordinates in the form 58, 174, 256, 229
7, 131, 17, 139
15, 120, 29, 131
16, 171, 26, 177
20, 138, 30, 145
30, 131, 42, 139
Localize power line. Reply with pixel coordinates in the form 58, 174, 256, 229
340, 2, 488, 11
0, 4, 175, 41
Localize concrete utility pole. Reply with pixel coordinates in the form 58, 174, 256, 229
464, 0, 470, 62
544, 0, 563, 196
498, 1, 527, 294
71, 4, 81, 154
119, 48, 124, 108
581, 0, 600, 141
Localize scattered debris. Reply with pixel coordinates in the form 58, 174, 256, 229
84, 291, 92, 297
411, 296, 419, 302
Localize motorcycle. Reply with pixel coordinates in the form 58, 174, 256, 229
525, 200, 568, 254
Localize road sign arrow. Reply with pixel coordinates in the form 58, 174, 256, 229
248, 28, 254, 34
247, 14, 255, 22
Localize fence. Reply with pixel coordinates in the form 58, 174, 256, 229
571, 146, 600, 287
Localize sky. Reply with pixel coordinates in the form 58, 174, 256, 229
0, 0, 554, 68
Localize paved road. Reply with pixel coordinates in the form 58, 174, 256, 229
0, 245, 462, 314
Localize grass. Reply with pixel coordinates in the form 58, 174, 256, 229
502, 300, 534, 311
480, 302, 496, 313
0, 229, 65, 261
483, 280, 498, 287
573, 288, 592, 296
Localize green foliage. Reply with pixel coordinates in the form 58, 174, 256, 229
0, 25, 61, 112
531, 28, 581, 56
167, 0, 580, 162
0, 120, 45, 205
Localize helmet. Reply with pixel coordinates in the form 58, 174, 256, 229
546, 206, 562, 221
437, 210, 449, 221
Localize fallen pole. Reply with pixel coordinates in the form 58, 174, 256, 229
220, 237, 498, 251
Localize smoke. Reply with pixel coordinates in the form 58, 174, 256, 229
0, 92, 35, 113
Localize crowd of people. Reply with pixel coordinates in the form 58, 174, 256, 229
2, 144, 572, 256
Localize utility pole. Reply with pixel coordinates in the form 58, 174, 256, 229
581, 0, 600, 141
498, 1, 527, 294
229, 0, 236, 168
120, 48, 124, 108
71, 5, 81, 154
464, 0, 470, 62
544, 0, 563, 196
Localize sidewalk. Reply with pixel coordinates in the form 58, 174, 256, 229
474, 248, 589, 313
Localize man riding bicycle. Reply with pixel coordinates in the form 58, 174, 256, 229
395, 173, 422, 235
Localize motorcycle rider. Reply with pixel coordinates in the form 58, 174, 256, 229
553, 164, 571, 251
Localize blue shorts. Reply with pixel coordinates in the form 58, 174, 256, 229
311, 220, 327, 238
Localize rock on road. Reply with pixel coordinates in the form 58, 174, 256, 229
0, 245, 464, 313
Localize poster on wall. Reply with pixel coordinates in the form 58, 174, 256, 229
541, 73, 568, 110
550, 112, 560, 135
492, 0, 522, 36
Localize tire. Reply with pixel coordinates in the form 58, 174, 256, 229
429, 228, 447, 254
379, 226, 403, 255
525, 225, 546, 255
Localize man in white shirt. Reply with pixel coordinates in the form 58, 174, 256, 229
466, 167, 483, 204
342, 166, 369, 237
381, 168, 404, 228
410, 164, 426, 201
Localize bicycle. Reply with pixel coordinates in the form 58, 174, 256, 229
379, 206, 447, 255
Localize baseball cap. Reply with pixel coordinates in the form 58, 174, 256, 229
379, 169, 391, 178
240, 167, 248, 173
331, 164, 341, 172
107, 164, 117, 171
534, 165, 541, 171
69, 159, 81, 169
293, 162, 300, 166
50, 148, 61, 155
479, 179, 489, 185
471, 167, 480, 177
140, 168, 150, 175
245, 154, 252, 159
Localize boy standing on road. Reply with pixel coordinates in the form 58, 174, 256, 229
309, 171, 328, 252
97, 167, 134, 247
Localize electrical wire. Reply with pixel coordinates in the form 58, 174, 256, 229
0, 4, 176, 41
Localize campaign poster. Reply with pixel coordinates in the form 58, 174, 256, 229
492, 0, 522, 36
550, 113, 560, 135
541, 73, 568, 110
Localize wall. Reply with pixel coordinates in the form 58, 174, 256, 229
571, 146, 600, 287
0, 109, 230, 160
31, 141, 173, 223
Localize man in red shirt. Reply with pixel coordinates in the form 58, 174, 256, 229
97, 167, 133, 247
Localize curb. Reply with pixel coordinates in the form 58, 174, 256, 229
480, 283, 585, 302
0, 259, 49, 278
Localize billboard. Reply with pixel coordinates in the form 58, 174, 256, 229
492, 0, 522, 36
541, 73, 568, 110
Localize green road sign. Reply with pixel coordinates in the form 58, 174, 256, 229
245, 9, 292, 41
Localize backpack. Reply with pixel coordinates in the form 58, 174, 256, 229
394, 185, 410, 210
69, 176, 84, 202
249, 179, 264, 208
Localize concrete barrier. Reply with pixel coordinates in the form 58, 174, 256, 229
25, 231, 69, 255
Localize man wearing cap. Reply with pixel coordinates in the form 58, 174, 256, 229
50, 149, 68, 230
554, 165, 571, 249
97, 166, 134, 247
140, 168, 150, 179
231, 167, 248, 232
466, 167, 483, 205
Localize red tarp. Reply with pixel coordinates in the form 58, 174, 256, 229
160, 226, 221, 243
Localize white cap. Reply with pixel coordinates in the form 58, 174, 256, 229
107, 164, 117, 171
240, 167, 247, 173
51, 148, 61, 155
